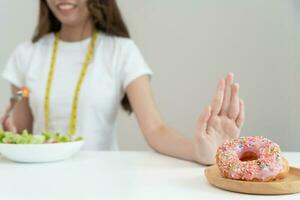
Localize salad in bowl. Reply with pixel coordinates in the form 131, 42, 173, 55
0, 130, 84, 163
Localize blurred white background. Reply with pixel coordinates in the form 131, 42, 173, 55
0, 0, 299, 151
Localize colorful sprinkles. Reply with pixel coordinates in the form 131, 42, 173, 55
216, 136, 284, 181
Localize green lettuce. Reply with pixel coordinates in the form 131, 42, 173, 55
0, 130, 83, 144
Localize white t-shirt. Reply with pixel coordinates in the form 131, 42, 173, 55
2, 32, 152, 150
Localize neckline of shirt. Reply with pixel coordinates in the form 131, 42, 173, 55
50, 33, 95, 51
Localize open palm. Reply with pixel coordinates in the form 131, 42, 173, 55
193, 73, 245, 165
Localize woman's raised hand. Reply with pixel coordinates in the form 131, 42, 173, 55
193, 73, 245, 165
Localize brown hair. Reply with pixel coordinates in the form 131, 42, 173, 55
33, 0, 132, 113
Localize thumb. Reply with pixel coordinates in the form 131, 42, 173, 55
4, 117, 17, 133
1, 104, 12, 128
0, 115, 9, 130
196, 105, 212, 137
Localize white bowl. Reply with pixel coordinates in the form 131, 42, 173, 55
0, 140, 84, 163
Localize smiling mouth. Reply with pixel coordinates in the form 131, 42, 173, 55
56, 3, 77, 11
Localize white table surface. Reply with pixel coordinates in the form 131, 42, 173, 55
0, 151, 299, 200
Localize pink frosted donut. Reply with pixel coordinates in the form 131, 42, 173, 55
216, 136, 289, 181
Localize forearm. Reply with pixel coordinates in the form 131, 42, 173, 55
125, 77, 196, 162
144, 124, 196, 163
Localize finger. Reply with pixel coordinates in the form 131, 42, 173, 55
196, 106, 212, 137
228, 83, 240, 120
1, 104, 12, 126
8, 118, 17, 133
236, 98, 245, 128
4, 118, 10, 131
5, 117, 17, 132
2, 116, 10, 130
0, 116, 8, 130
211, 79, 225, 116
220, 73, 234, 115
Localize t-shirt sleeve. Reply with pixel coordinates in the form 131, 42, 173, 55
119, 40, 153, 90
1, 42, 33, 88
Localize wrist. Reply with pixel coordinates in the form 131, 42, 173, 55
192, 139, 216, 165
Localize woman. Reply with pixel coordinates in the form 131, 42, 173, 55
1, 0, 244, 165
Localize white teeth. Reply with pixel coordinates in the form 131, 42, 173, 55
58, 4, 76, 11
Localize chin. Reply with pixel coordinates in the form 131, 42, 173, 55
57, 16, 82, 27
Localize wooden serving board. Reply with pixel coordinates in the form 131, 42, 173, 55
205, 165, 300, 195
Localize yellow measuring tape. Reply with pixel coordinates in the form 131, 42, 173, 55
44, 31, 98, 135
